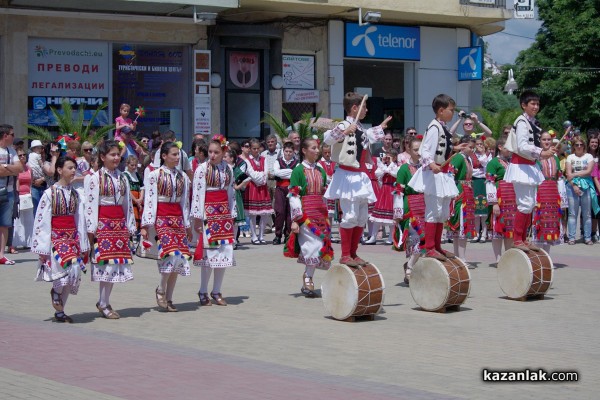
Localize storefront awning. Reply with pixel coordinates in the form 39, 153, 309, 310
7, 0, 239, 17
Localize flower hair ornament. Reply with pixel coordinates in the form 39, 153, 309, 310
212, 134, 229, 151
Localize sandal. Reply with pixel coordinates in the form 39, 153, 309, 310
568, 240, 576, 245
155, 287, 168, 309
51, 288, 63, 312
0, 257, 15, 265
585, 241, 593, 245
198, 292, 212, 306
210, 292, 227, 306
96, 302, 119, 319
167, 301, 178, 312
251, 239, 260, 245
54, 312, 73, 323
9, 247, 18, 254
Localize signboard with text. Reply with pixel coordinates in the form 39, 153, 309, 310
345, 22, 420, 61
458, 46, 483, 81
282, 55, 315, 89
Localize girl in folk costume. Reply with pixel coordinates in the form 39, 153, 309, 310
471, 136, 492, 242
123, 155, 144, 233
192, 136, 237, 306
244, 138, 273, 244
392, 137, 425, 284
286, 138, 334, 297
504, 91, 556, 252
84, 141, 137, 319
323, 92, 392, 267
486, 138, 516, 263
224, 148, 248, 249
318, 143, 339, 240
447, 136, 477, 263
141, 142, 193, 312
408, 94, 469, 261
33, 157, 89, 323
366, 148, 399, 245
531, 132, 567, 254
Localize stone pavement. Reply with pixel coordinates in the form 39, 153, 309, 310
0, 235, 597, 399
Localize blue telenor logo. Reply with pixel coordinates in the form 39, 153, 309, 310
33, 97, 47, 110
345, 23, 420, 61
458, 46, 483, 81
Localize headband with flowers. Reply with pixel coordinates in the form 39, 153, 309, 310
212, 134, 229, 151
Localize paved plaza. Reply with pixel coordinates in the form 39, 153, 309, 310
0, 235, 597, 399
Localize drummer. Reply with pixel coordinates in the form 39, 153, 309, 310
504, 91, 556, 252
407, 94, 469, 261
323, 92, 392, 268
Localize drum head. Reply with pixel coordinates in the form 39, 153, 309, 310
410, 258, 450, 311
321, 264, 359, 320
497, 248, 533, 298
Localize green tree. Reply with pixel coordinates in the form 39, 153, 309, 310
25, 99, 114, 144
482, 64, 520, 113
515, 0, 600, 131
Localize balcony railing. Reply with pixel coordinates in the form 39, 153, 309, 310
459, 0, 507, 8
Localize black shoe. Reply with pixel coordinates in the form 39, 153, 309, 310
54, 312, 73, 323
273, 236, 282, 245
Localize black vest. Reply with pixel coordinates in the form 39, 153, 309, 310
275, 158, 299, 180
528, 119, 542, 148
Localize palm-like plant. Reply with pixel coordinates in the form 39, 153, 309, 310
25, 99, 114, 145
475, 107, 523, 139
262, 109, 328, 142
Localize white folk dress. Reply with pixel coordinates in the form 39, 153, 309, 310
142, 166, 192, 276
33, 184, 89, 294
191, 161, 237, 268
85, 168, 137, 283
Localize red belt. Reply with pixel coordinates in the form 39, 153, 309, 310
276, 179, 290, 187
511, 153, 535, 165
339, 165, 361, 172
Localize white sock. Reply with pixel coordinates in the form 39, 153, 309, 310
249, 215, 258, 241
61, 285, 71, 308
304, 265, 316, 278
475, 217, 481, 237
492, 238, 503, 263
407, 254, 419, 269
212, 268, 225, 294
456, 238, 467, 261
370, 222, 381, 239
159, 274, 169, 294
259, 216, 267, 240
166, 273, 177, 301
200, 267, 212, 293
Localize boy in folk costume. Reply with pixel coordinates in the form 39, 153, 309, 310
407, 94, 469, 261
272, 141, 299, 245
323, 92, 392, 267
504, 91, 556, 252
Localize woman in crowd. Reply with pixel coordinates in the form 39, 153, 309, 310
286, 138, 333, 297
85, 141, 136, 319
565, 137, 598, 245
13, 148, 34, 249
33, 156, 89, 323
192, 136, 236, 306
141, 142, 193, 312
366, 148, 399, 245
587, 131, 599, 241
190, 138, 208, 173
27, 140, 46, 215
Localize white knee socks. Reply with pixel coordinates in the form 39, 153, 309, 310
200, 266, 212, 293
212, 268, 225, 294
166, 273, 178, 301
98, 282, 114, 308
249, 215, 258, 241
304, 265, 316, 278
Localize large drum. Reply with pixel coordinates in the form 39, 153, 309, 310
410, 257, 471, 312
321, 263, 385, 321
497, 248, 553, 299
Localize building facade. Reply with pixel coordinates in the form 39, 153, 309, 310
0, 0, 510, 146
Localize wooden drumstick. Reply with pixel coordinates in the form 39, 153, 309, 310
356, 94, 368, 122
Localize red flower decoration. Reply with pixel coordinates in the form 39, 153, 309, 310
481, 135, 486, 141
416, 134, 423, 140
